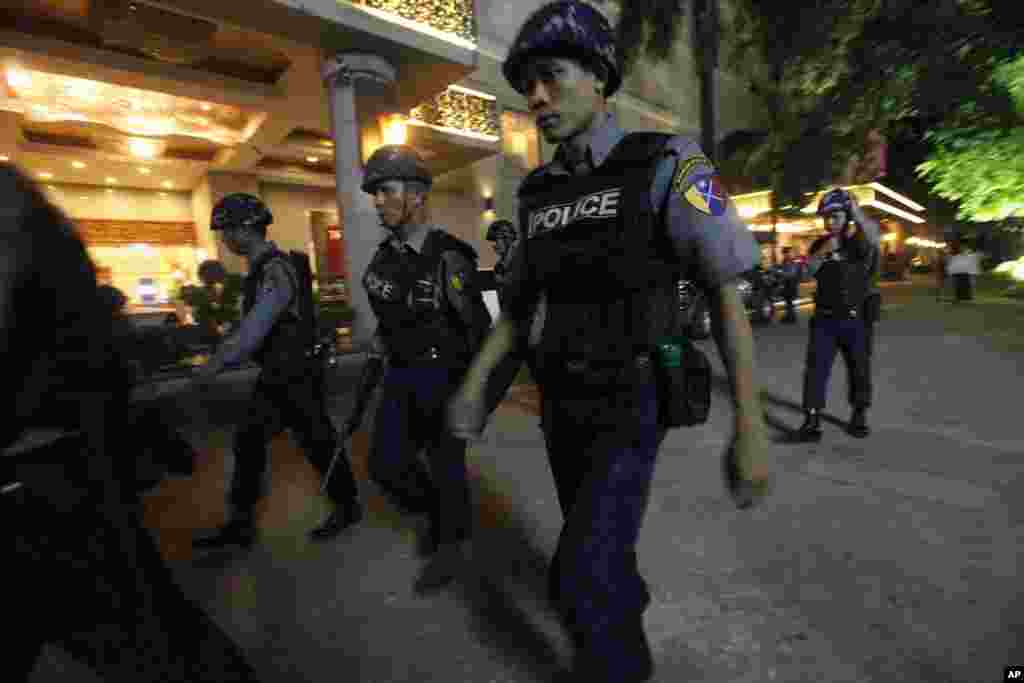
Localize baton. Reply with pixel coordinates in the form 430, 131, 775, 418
320, 435, 348, 495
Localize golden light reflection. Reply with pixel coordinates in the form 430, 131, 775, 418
380, 114, 408, 146
2, 66, 259, 146
128, 138, 161, 159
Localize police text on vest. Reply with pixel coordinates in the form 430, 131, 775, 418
528, 188, 622, 237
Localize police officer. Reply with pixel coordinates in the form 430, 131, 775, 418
1, 163, 260, 681
446, 3, 770, 681
794, 188, 880, 441
487, 218, 518, 308
482, 218, 541, 415
779, 246, 801, 323
193, 193, 361, 549
344, 145, 492, 593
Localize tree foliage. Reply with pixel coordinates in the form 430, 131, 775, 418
917, 55, 1024, 221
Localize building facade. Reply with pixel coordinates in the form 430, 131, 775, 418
0, 0, 766, 346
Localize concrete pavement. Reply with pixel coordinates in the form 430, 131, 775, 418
29, 280, 1023, 682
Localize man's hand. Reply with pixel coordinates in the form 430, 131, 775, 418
724, 421, 771, 509
447, 381, 488, 442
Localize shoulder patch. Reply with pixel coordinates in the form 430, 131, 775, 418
670, 155, 714, 197
449, 272, 464, 291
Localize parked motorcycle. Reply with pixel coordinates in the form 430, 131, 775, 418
677, 266, 786, 338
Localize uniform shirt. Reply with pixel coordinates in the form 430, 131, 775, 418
805, 217, 881, 278
368, 225, 481, 359
510, 112, 759, 344
220, 240, 295, 366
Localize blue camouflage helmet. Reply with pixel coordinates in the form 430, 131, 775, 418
503, 0, 622, 97
817, 188, 853, 217
210, 193, 273, 232
361, 144, 432, 195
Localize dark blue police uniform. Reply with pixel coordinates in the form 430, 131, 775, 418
362, 227, 491, 553
802, 232, 876, 416
501, 113, 758, 682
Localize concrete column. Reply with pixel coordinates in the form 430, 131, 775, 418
322, 52, 398, 350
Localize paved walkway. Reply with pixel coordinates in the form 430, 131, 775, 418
30, 280, 1023, 682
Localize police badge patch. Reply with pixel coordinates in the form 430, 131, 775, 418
684, 173, 729, 217
449, 272, 464, 291
673, 155, 729, 217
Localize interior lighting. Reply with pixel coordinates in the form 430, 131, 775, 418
306, 156, 320, 163
38, 172, 53, 179
200, 103, 213, 111
869, 182, 926, 212
71, 160, 86, 169
380, 114, 408, 146
161, 180, 173, 188
0, 155, 9, 162
138, 167, 152, 175
128, 138, 160, 159
5, 67, 31, 89
861, 199, 925, 223
106, 177, 118, 184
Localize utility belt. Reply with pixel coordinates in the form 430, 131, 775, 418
814, 304, 861, 320
539, 341, 711, 428
388, 345, 469, 369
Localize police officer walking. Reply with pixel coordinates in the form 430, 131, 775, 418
447, 3, 771, 681
344, 145, 492, 593
794, 188, 881, 441
1, 163, 261, 682
779, 246, 801, 324
193, 193, 361, 549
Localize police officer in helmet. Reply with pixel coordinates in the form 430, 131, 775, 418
345, 144, 492, 593
193, 193, 361, 549
793, 188, 880, 441
486, 218, 517, 306
447, 2, 770, 681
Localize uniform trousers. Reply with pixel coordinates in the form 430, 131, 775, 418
802, 314, 873, 410
540, 375, 664, 683
5, 436, 260, 682
229, 364, 357, 512
369, 363, 472, 547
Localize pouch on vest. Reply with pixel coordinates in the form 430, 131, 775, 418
862, 292, 881, 324
654, 336, 711, 427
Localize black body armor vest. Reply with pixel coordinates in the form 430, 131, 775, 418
811, 234, 872, 312
243, 248, 316, 369
512, 133, 685, 379
363, 229, 481, 364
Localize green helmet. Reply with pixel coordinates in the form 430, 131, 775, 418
361, 145, 432, 195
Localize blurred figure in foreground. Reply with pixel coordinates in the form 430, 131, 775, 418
0, 163, 261, 681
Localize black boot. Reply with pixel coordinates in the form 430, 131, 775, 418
794, 409, 823, 442
309, 499, 363, 541
193, 511, 257, 550
848, 406, 870, 438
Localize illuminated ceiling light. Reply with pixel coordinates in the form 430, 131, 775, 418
306, 156, 320, 163
0, 155, 9, 162
38, 172, 53, 179
861, 199, 925, 223
71, 160, 86, 169
200, 103, 213, 111
881, 233, 899, 242
870, 182, 926, 212
380, 114, 408, 146
405, 118, 499, 143
4, 68, 260, 147
159, 192, 168, 197
138, 167, 151, 175
320, 139, 334, 148
106, 177, 118, 184
128, 138, 160, 159
161, 180, 173, 188
6, 67, 31, 89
